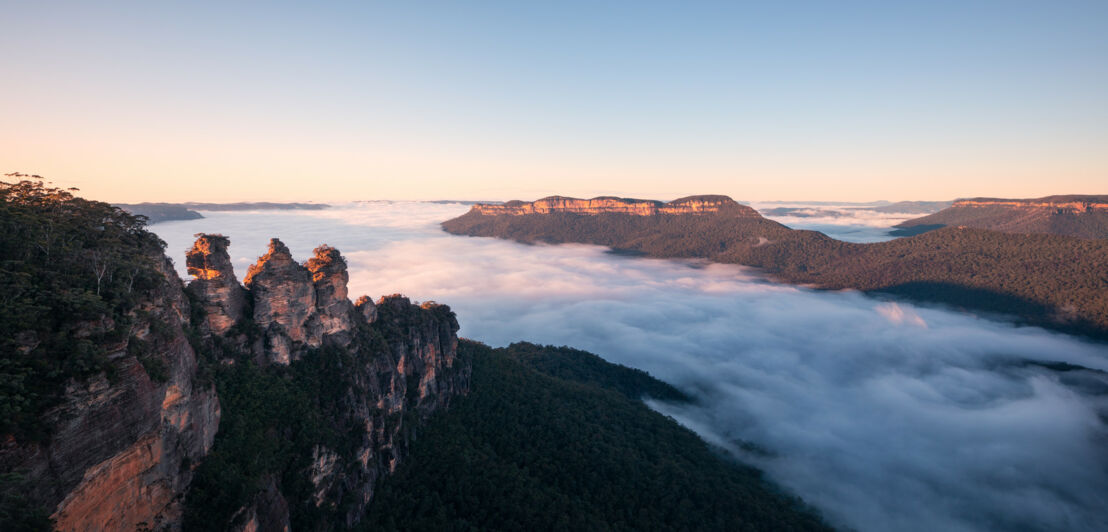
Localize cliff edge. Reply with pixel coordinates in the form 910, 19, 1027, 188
471, 194, 758, 217
895, 195, 1108, 239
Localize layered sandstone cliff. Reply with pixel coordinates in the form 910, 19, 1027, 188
0, 255, 220, 531
952, 196, 1108, 212
472, 195, 758, 217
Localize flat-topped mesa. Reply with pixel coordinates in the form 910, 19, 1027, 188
953, 195, 1108, 213
472, 194, 758, 217
186, 234, 247, 336
244, 238, 319, 364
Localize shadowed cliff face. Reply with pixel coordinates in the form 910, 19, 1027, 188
473, 194, 758, 217
183, 235, 469, 530
1, 254, 221, 532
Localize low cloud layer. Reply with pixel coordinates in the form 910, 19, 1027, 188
155, 203, 1108, 532
750, 202, 924, 242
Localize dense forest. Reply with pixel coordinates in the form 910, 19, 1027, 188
442, 209, 1108, 340
0, 180, 168, 440
362, 341, 829, 531
183, 333, 390, 530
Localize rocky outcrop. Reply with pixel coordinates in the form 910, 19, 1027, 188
234, 240, 364, 364
306, 245, 357, 344
186, 234, 247, 336
472, 195, 758, 217
312, 293, 467, 527
186, 237, 469, 529
0, 255, 220, 531
355, 295, 378, 324
242, 239, 319, 364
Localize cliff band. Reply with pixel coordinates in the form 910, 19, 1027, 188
472, 195, 759, 217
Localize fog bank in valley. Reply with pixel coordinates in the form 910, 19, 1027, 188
154, 203, 1108, 532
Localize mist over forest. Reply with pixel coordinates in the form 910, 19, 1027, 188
151, 203, 1108, 532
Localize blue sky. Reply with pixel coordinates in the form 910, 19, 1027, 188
2, 1, 1105, 201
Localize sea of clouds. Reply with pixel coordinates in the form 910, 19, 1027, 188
153, 202, 1108, 532
750, 202, 925, 242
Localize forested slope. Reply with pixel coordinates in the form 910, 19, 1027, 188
443, 207, 1108, 340
362, 341, 829, 531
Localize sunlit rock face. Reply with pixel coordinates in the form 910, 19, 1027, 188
244, 238, 318, 364
1, 255, 221, 532
185, 234, 247, 336
236, 239, 365, 364
306, 245, 357, 344
192, 240, 468, 527
472, 194, 759, 217
953, 197, 1108, 212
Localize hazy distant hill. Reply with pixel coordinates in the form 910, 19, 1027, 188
893, 196, 1108, 239
443, 195, 1108, 340
117, 201, 331, 224
116, 202, 204, 223
869, 200, 952, 214
758, 200, 950, 220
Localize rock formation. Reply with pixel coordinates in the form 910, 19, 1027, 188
306, 245, 357, 344
472, 194, 758, 217
0, 255, 220, 531
1, 184, 468, 531
243, 238, 317, 364
355, 295, 378, 324
185, 234, 246, 336
184, 236, 469, 528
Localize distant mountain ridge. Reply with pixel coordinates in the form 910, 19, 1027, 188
474, 194, 756, 216
895, 195, 1108, 239
443, 194, 1108, 340
117, 202, 332, 224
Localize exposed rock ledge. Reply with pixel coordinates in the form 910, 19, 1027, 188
472, 195, 758, 216
953, 197, 1108, 213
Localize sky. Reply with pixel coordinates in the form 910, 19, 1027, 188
2, 1, 1106, 202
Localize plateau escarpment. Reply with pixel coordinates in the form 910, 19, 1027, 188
444, 194, 1108, 340
894, 195, 1108, 239
474, 194, 759, 216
